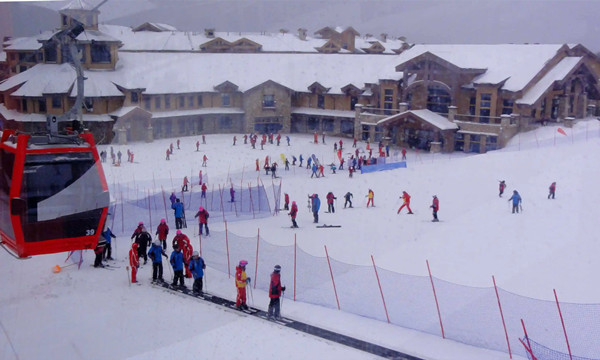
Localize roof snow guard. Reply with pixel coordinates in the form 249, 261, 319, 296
377, 109, 458, 130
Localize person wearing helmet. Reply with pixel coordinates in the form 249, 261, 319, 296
155, 218, 169, 251
235, 260, 251, 310
288, 201, 298, 228
430, 195, 440, 222
133, 226, 152, 265
268, 265, 286, 320
170, 244, 185, 288
130, 221, 144, 240
194, 206, 210, 236
189, 251, 206, 295
148, 239, 168, 282
129, 243, 140, 283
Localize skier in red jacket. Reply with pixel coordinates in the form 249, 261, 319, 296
284, 193, 290, 210
288, 201, 298, 228
430, 195, 439, 222
201, 183, 207, 199
129, 243, 140, 283
397, 191, 413, 214
155, 218, 169, 251
548, 182, 556, 199
326, 192, 336, 213
194, 207, 210, 236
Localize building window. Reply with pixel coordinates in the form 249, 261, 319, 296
540, 97, 546, 118
44, 44, 57, 63
317, 94, 325, 109
178, 119, 186, 133
165, 96, 171, 109
197, 95, 203, 107
62, 15, 68, 26
454, 133, 464, 151
131, 92, 139, 103
551, 97, 560, 119
221, 93, 230, 107
18, 65, 27, 73
21, 99, 27, 112
322, 118, 334, 132
144, 96, 151, 110
84, 98, 93, 112
469, 134, 481, 153
38, 99, 46, 113
219, 116, 232, 129
383, 89, 394, 115
179, 96, 185, 108
155, 97, 161, 110
91, 43, 111, 63
263, 94, 275, 108
52, 95, 61, 109
350, 96, 358, 110
502, 99, 513, 115
427, 86, 450, 114
485, 136, 498, 151
37, 52, 43, 62
469, 97, 476, 115
18, 53, 27, 61
307, 117, 319, 131
340, 120, 354, 135
479, 93, 491, 123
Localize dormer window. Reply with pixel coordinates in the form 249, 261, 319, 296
45, 44, 58, 63
263, 94, 275, 108
317, 94, 325, 109
91, 42, 111, 64
221, 93, 230, 107
131, 92, 139, 104
62, 15, 68, 26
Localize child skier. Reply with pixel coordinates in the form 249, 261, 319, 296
155, 219, 169, 251
194, 206, 210, 236
170, 244, 185, 288
398, 191, 413, 214
267, 265, 286, 320
288, 201, 298, 228
148, 240, 168, 282
430, 195, 439, 222
129, 243, 139, 283
548, 182, 556, 199
508, 190, 522, 213
499, 180, 506, 197
344, 192, 353, 208
189, 251, 206, 294
235, 260, 251, 310
366, 189, 374, 208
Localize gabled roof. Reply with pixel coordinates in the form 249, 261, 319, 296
377, 109, 459, 131
394, 44, 567, 92
361, 41, 385, 54
230, 38, 263, 51
341, 84, 362, 95
199, 37, 232, 51
316, 39, 341, 53
314, 27, 340, 38
132, 22, 178, 32
517, 57, 584, 105
341, 27, 360, 36
307, 82, 330, 94
214, 81, 239, 92
246, 79, 292, 93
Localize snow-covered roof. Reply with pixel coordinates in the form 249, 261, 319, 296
61, 0, 96, 11
516, 57, 583, 105
3, 34, 49, 51
395, 44, 566, 92
151, 107, 245, 119
38, 29, 121, 43
0, 52, 6, 62
0, 103, 111, 122
291, 107, 355, 118
377, 109, 459, 130
133, 23, 178, 32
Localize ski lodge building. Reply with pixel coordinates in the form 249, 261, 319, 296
1, 0, 599, 153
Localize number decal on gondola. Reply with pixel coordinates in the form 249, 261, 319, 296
86, 229, 95, 236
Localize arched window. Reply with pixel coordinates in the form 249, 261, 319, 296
427, 86, 451, 114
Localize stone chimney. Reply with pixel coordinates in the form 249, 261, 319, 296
205, 28, 215, 38
399, 102, 409, 113
380, 33, 387, 42
447, 105, 457, 122
298, 28, 307, 41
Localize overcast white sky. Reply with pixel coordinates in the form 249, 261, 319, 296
1, 0, 600, 52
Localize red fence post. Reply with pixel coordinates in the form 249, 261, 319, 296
294, 233, 297, 302
492, 276, 512, 358
426, 260, 445, 338
254, 228, 260, 289
554, 289, 573, 360
324, 245, 340, 310
225, 221, 230, 279
371, 255, 390, 323
521, 319, 537, 360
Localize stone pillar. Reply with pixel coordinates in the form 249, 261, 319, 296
117, 127, 127, 145
463, 134, 471, 153
448, 105, 457, 122
354, 104, 363, 140
500, 114, 511, 126
398, 102, 409, 113
558, 95, 569, 120
510, 113, 519, 127
429, 141, 441, 153
563, 116, 575, 128
146, 126, 154, 143
579, 92, 588, 119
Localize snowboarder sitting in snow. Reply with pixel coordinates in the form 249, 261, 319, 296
508, 190, 522, 213
235, 260, 251, 310
267, 265, 286, 320
148, 240, 168, 282
189, 251, 206, 295
170, 244, 185, 288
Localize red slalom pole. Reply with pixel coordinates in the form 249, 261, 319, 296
426, 260, 445, 338
493, 276, 512, 358
254, 228, 260, 289
324, 245, 340, 310
294, 233, 297, 301
554, 289, 573, 360
371, 255, 390, 323
520, 319, 536, 360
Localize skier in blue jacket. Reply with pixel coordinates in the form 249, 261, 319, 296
508, 190, 522, 214
311, 163, 319, 178
148, 240, 168, 282
311, 194, 321, 223
170, 244, 185, 287
171, 198, 185, 230
189, 251, 206, 294
101, 226, 116, 261
299, 154, 303, 167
